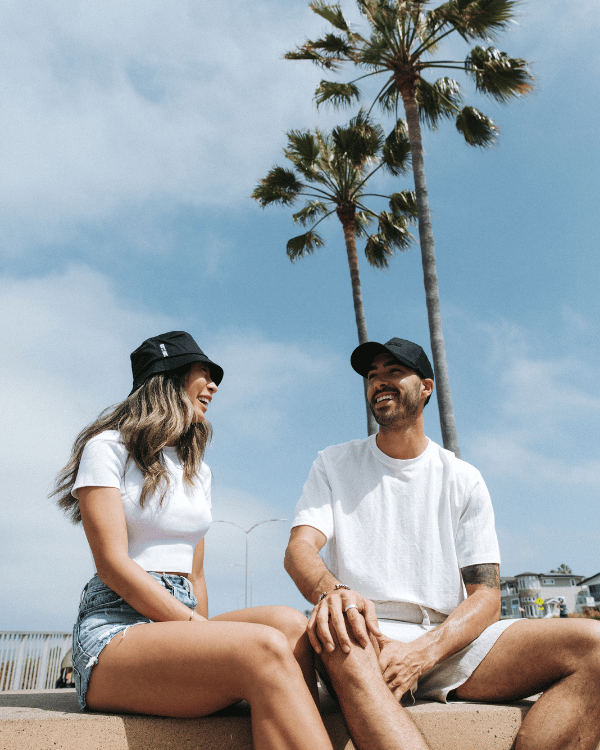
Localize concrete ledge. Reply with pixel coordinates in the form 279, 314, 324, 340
0, 688, 584, 750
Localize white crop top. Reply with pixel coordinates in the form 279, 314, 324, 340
72, 430, 212, 573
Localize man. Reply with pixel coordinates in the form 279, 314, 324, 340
285, 337, 600, 750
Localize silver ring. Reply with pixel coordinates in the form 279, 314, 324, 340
344, 603, 358, 613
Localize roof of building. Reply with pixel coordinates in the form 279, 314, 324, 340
579, 572, 600, 586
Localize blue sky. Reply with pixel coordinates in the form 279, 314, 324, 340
1, 0, 599, 631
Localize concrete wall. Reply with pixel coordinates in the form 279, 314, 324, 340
0, 688, 550, 750
3, 689, 600, 750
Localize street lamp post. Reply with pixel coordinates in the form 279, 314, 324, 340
213, 518, 287, 608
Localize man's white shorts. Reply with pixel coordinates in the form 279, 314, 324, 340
379, 616, 518, 702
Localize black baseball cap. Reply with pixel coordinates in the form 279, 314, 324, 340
130, 331, 224, 394
351, 337, 434, 381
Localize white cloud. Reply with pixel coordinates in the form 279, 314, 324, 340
456, 311, 600, 489
209, 329, 336, 441
0, 0, 333, 254
474, 433, 600, 491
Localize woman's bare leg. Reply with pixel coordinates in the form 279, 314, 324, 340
212, 606, 319, 704
85, 619, 333, 750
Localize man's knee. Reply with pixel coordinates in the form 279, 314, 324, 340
319, 632, 383, 691
568, 619, 600, 672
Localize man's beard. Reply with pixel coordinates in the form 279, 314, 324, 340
369, 383, 421, 428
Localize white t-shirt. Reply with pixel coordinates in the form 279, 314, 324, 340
73, 430, 212, 573
292, 436, 500, 615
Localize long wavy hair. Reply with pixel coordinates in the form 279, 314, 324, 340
52, 365, 212, 524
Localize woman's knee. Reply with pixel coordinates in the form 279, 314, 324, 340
264, 605, 309, 645
247, 624, 296, 670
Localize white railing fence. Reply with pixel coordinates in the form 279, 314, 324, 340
0, 631, 71, 691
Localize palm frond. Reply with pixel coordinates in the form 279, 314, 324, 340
382, 120, 411, 176
364, 210, 414, 269
292, 201, 330, 226
359, 32, 396, 67
285, 44, 341, 70
466, 46, 534, 102
332, 110, 384, 166
285, 130, 321, 177
389, 190, 418, 217
310, 1, 352, 33
430, 0, 519, 41
378, 211, 414, 250
310, 33, 356, 59
376, 78, 400, 113
415, 77, 463, 127
252, 167, 303, 207
455, 106, 498, 146
364, 233, 392, 268
286, 230, 325, 262
354, 210, 374, 238
316, 80, 361, 108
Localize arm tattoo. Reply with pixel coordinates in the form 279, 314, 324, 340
461, 563, 500, 590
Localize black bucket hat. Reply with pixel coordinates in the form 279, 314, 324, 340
351, 337, 434, 381
130, 331, 224, 394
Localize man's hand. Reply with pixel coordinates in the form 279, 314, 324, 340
375, 634, 434, 702
309, 589, 382, 655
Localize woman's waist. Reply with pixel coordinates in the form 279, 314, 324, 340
82, 572, 195, 609
93, 570, 189, 577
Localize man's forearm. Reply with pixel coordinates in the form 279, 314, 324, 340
284, 537, 339, 604
375, 587, 500, 698
410, 588, 500, 667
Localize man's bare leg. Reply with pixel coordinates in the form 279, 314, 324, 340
454, 618, 600, 750
320, 630, 429, 750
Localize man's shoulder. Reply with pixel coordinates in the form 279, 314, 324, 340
426, 439, 482, 477
428, 440, 483, 491
317, 435, 373, 462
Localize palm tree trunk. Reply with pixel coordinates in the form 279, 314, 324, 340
400, 86, 461, 457
341, 215, 378, 436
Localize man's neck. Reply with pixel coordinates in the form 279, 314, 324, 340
375, 419, 428, 460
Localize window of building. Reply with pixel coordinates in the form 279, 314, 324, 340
518, 576, 540, 590
542, 578, 554, 585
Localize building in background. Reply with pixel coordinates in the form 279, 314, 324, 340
575, 572, 600, 613
500, 572, 586, 619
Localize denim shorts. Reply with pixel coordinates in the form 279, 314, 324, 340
72, 573, 197, 709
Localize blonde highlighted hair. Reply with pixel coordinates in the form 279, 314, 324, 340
52, 366, 212, 524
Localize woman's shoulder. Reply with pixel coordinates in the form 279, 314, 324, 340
74, 431, 129, 495
82, 430, 128, 460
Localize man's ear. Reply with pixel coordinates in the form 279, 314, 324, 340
420, 378, 434, 402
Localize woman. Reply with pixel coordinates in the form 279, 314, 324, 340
53, 331, 333, 750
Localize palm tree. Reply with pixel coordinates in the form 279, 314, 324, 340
286, 0, 534, 457
252, 111, 417, 435
551, 565, 573, 575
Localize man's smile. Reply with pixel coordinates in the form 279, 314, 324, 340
373, 391, 398, 405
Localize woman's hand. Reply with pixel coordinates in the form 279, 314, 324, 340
189, 539, 209, 619
78, 485, 205, 624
